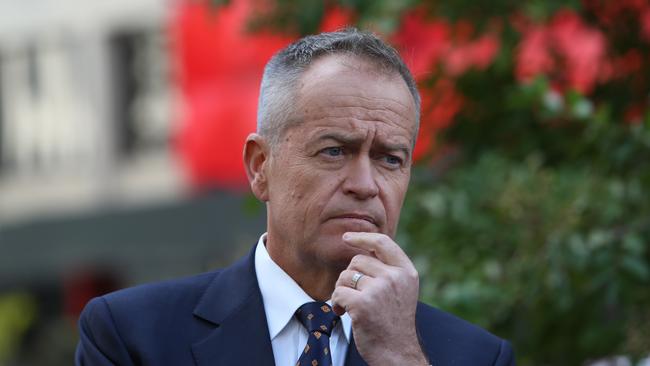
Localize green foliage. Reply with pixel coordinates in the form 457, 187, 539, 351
248, 0, 417, 34
250, 0, 326, 35
430, 0, 580, 23
402, 147, 650, 364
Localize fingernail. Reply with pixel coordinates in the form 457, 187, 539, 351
342, 233, 350, 240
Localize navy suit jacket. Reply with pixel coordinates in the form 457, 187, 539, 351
76, 246, 515, 365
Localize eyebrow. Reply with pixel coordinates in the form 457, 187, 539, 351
315, 133, 411, 159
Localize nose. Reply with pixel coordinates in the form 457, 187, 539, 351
342, 156, 379, 200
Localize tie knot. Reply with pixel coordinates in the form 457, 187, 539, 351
295, 302, 339, 336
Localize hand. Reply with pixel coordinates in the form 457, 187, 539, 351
331, 232, 429, 366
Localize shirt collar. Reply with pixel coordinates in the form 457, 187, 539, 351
254, 233, 352, 341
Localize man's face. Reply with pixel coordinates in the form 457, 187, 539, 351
264, 54, 418, 272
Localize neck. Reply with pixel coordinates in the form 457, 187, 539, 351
264, 234, 342, 301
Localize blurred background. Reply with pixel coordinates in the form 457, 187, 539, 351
0, 0, 648, 365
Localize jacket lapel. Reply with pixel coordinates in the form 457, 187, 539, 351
191, 247, 275, 366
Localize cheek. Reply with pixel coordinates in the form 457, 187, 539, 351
306, 172, 342, 205
283, 166, 333, 213
296, 171, 346, 226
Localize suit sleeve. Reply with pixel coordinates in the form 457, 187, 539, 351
492, 339, 515, 366
75, 297, 135, 366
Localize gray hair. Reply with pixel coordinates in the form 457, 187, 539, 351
256, 28, 421, 146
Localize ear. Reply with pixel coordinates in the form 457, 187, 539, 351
243, 133, 270, 202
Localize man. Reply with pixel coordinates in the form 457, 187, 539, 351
76, 29, 515, 366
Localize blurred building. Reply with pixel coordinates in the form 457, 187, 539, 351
0, 0, 178, 225
0, 2, 264, 362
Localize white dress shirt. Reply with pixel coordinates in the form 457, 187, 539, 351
255, 233, 352, 366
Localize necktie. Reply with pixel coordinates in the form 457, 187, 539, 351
295, 301, 340, 366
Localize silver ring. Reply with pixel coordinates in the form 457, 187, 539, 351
351, 272, 364, 290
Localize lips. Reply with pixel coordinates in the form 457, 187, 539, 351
329, 213, 378, 227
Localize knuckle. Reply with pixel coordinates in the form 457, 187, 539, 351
332, 288, 344, 302
349, 254, 366, 269
336, 270, 351, 287
377, 277, 392, 292
331, 288, 339, 301
407, 268, 419, 281
386, 269, 401, 284
378, 233, 391, 245
349, 255, 361, 268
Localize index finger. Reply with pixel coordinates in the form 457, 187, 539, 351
342, 232, 412, 268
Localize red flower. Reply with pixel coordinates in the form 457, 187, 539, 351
515, 9, 607, 94
516, 26, 553, 82
605, 49, 643, 80
583, 0, 648, 28
320, 5, 354, 32
470, 35, 501, 70
393, 9, 451, 79
412, 78, 464, 161
444, 34, 500, 76
553, 11, 606, 93
394, 10, 500, 161
641, 7, 650, 42
624, 103, 645, 124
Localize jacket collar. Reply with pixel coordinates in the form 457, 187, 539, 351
191, 245, 275, 366
190, 244, 368, 366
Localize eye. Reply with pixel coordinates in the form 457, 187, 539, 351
383, 155, 403, 167
321, 147, 344, 157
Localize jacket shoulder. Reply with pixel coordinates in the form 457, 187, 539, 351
102, 270, 220, 313
85, 270, 221, 341
76, 270, 223, 365
416, 302, 515, 366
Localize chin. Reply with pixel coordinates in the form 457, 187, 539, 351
312, 234, 367, 271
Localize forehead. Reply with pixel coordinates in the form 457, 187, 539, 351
293, 55, 418, 144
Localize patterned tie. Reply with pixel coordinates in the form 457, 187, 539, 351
295, 301, 340, 366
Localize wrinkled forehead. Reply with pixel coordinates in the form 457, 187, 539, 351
294, 54, 418, 140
